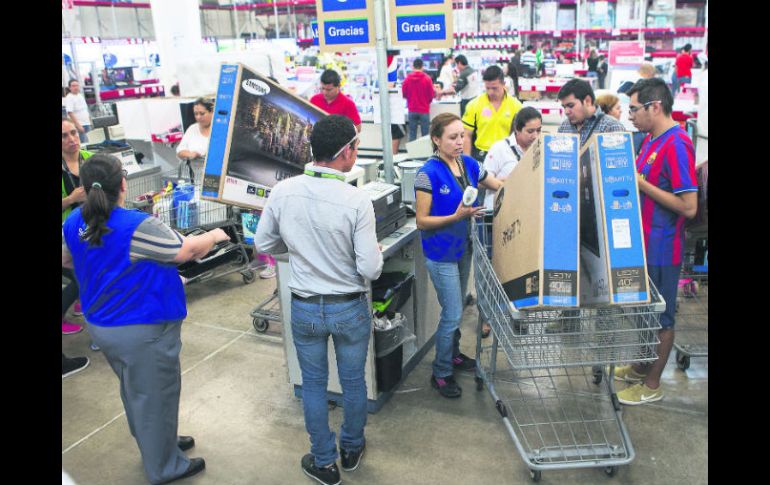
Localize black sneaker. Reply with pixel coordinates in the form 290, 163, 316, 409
301, 454, 341, 485
452, 352, 477, 371
431, 375, 462, 398
340, 443, 365, 472
62, 356, 89, 379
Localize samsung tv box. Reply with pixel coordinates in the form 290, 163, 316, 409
492, 133, 580, 310
202, 62, 327, 209
579, 132, 649, 306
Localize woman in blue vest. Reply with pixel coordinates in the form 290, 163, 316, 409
413, 112, 503, 398
62, 154, 230, 484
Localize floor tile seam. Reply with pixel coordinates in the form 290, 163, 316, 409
185, 321, 250, 335
62, 412, 126, 455
180, 331, 250, 377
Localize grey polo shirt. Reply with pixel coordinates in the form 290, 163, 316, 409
254, 165, 383, 298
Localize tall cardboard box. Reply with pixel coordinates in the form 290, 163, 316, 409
579, 132, 649, 305
202, 62, 327, 209
492, 133, 580, 310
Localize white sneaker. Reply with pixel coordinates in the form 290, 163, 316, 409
259, 266, 276, 279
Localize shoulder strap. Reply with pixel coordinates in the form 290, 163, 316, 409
508, 141, 521, 161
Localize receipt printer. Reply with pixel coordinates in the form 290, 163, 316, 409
360, 181, 407, 240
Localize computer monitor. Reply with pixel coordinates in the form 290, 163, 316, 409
106, 67, 135, 86
421, 52, 443, 81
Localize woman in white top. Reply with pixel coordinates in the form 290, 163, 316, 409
176, 97, 214, 160
437, 54, 456, 92
481, 106, 542, 209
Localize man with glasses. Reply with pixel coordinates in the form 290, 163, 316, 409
557, 78, 625, 146
614, 78, 698, 406
254, 115, 383, 485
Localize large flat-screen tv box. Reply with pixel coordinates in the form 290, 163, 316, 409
579, 132, 650, 306
492, 133, 580, 310
202, 63, 327, 209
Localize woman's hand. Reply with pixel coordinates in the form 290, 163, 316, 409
453, 200, 485, 221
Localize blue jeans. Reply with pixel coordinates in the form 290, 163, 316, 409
648, 264, 682, 329
425, 247, 472, 378
408, 112, 430, 142
291, 294, 371, 467
79, 124, 91, 143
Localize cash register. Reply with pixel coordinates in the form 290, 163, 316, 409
360, 181, 408, 240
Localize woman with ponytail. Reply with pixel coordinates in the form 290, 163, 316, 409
62, 154, 230, 484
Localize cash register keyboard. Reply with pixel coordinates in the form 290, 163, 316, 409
362, 181, 398, 199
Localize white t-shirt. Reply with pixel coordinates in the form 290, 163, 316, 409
65, 93, 91, 126
482, 134, 523, 209
438, 64, 455, 90
176, 123, 210, 158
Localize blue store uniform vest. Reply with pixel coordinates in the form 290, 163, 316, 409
63, 207, 186, 327
417, 154, 480, 262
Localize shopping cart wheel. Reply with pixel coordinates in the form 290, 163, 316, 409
252, 317, 269, 333
676, 352, 691, 371
529, 470, 542, 482
604, 466, 618, 477
475, 376, 483, 391
242, 270, 257, 284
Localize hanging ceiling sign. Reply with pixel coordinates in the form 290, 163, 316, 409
389, 0, 454, 49
315, 0, 375, 52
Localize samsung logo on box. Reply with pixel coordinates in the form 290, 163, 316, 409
242, 78, 270, 96
396, 14, 446, 41
222, 66, 237, 74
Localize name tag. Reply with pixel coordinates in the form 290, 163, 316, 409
482, 108, 493, 117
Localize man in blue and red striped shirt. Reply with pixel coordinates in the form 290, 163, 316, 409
615, 78, 698, 406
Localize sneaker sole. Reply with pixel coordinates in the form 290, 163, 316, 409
430, 380, 462, 398
618, 394, 663, 406
341, 447, 364, 472
62, 359, 90, 379
302, 468, 341, 485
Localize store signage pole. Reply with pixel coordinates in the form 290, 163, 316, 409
375, 0, 395, 184
639, 0, 646, 43
274, 2, 280, 39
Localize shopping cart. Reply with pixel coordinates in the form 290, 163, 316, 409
470, 217, 665, 482
673, 268, 708, 371
250, 289, 281, 333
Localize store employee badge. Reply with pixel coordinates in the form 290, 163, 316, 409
482, 107, 493, 117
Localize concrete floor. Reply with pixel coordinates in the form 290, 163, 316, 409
62, 270, 708, 485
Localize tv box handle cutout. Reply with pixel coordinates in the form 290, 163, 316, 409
462, 186, 478, 206
552, 190, 570, 199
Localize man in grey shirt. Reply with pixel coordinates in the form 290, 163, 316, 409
441, 54, 480, 116
254, 114, 383, 485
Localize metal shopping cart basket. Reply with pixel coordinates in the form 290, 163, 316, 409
250, 289, 280, 333
470, 217, 665, 482
673, 266, 708, 371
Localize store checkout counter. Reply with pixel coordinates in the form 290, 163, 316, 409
275, 213, 442, 413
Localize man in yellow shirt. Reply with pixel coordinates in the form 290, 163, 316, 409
462, 65, 523, 162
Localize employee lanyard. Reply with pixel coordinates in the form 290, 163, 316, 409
580, 112, 604, 147
508, 141, 522, 161
304, 168, 345, 182
62, 153, 84, 191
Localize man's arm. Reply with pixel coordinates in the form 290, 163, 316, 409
353, 200, 383, 282
463, 128, 474, 155
254, 202, 289, 255
638, 178, 698, 219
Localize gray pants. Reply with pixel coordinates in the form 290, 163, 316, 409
88, 321, 190, 484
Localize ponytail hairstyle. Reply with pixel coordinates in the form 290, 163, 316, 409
79, 154, 125, 247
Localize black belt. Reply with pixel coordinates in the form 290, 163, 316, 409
291, 292, 365, 303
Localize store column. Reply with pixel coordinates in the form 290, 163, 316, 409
149, 0, 204, 93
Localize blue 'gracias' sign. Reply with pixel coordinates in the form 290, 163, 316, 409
321, 0, 367, 12
395, 13, 446, 42
323, 18, 370, 45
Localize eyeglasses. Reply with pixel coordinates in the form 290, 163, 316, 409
628, 100, 660, 114
331, 133, 359, 160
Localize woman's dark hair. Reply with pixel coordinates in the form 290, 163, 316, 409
429, 112, 461, 152
511, 107, 542, 134
194, 97, 214, 112
310, 115, 357, 162
79, 154, 125, 247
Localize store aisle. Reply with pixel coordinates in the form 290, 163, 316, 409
62, 272, 707, 484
